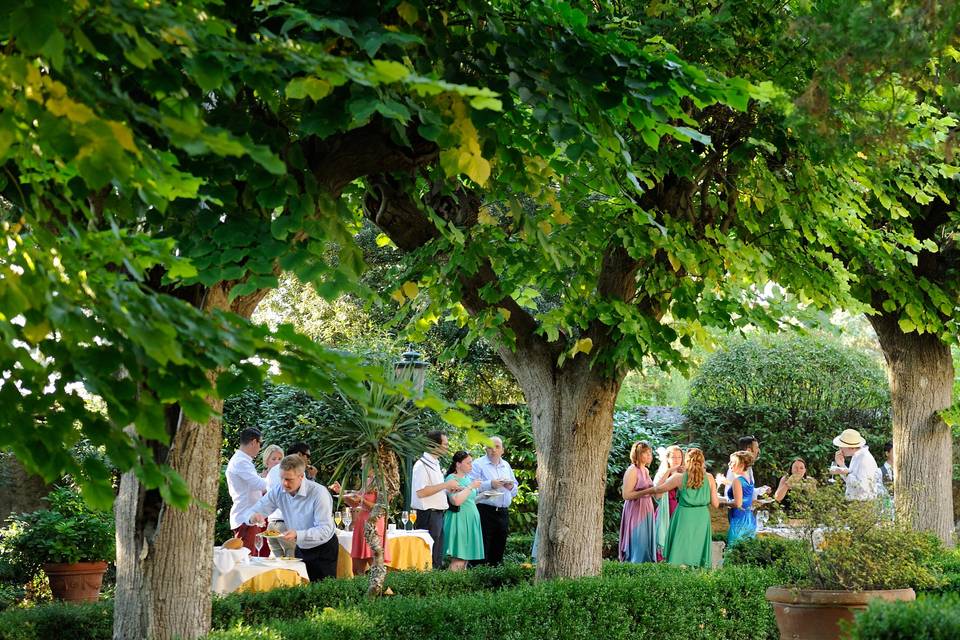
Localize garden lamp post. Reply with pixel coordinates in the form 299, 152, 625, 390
393, 346, 428, 396
394, 347, 428, 512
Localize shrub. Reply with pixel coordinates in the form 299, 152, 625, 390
724, 536, 809, 584
0, 486, 115, 579
847, 594, 960, 639
0, 601, 112, 640
684, 334, 890, 485
205, 565, 781, 640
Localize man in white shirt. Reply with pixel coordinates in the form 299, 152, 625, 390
226, 428, 269, 556
469, 436, 519, 566
829, 429, 884, 501
244, 455, 338, 581
410, 431, 459, 569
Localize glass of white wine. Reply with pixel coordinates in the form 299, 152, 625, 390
401, 510, 409, 530
334, 511, 343, 529
408, 511, 417, 529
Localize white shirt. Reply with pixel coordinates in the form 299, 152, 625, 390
226, 449, 268, 529
411, 453, 447, 511
265, 464, 282, 521
843, 446, 884, 501
242, 479, 334, 549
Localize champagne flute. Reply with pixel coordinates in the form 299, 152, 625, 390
254, 533, 263, 558
401, 510, 409, 530
342, 508, 352, 532
334, 511, 343, 529
408, 511, 417, 528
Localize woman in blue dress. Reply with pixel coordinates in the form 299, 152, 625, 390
726, 450, 757, 546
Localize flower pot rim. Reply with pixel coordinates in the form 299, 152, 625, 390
766, 585, 916, 603
42, 560, 110, 571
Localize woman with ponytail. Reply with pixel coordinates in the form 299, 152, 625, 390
725, 450, 757, 547
643, 448, 718, 567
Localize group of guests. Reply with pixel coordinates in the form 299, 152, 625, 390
618, 428, 892, 569
225, 428, 520, 582
410, 431, 519, 571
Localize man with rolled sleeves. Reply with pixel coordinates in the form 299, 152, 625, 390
470, 436, 519, 566
411, 431, 459, 569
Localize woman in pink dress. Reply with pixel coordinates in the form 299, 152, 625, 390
619, 441, 657, 563
344, 474, 392, 575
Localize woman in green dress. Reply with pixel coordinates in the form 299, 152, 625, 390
642, 448, 719, 568
443, 451, 484, 570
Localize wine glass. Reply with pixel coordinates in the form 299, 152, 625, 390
334, 511, 343, 529
401, 510, 409, 530
342, 508, 352, 532
756, 509, 769, 531
254, 533, 264, 557
408, 511, 417, 529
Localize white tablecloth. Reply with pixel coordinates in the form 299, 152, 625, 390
211, 548, 309, 595
335, 528, 434, 555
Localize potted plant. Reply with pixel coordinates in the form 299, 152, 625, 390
764, 483, 942, 640
0, 485, 115, 602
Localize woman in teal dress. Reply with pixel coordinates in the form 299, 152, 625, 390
443, 451, 484, 570
646, 448, 719, 568
725, 450, 757, 547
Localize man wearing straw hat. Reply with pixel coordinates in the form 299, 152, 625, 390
829, 428, 884, 501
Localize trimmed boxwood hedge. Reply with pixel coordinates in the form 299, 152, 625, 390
204, 565, 782, 640
848, 594, 960, 639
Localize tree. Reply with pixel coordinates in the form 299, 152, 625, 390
0, 2, 490, 637
363, 1, 951, 577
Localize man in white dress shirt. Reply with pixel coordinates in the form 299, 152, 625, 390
411, 431, 459, 569
470, 436, 519, 566
829, 429, 884, 501
226, 428, 269, 556
244, 455, 338, 581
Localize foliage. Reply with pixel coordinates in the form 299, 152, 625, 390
848, 594, 960, 640
0, 486, 114, 579
684, 333, 891, 483
0, 0, 496, 511
724, 536, 814, 585
779, 483, 944, 591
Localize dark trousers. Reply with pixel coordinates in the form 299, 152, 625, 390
295, 535, 339, 582
416, 508, 445, 569
476, 504, 510, 566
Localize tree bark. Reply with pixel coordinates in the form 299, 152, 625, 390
114, 284, 265, 640
504, 351, 622, 579
869, 312, 955, 544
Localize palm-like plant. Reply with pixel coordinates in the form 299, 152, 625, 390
320, 380, 430, 597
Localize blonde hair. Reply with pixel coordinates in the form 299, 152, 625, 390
685, 448, 706, 489
729, 450, 755, 471
261, 444, 283, 464
629, 441, 652, 467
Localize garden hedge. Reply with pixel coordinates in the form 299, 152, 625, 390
848, 594, 960, 639
203, 565, 781, 640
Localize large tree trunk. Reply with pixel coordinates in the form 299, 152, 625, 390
870, 312, 955, 544
114, 284, 265, 640
508, 351, 622, 579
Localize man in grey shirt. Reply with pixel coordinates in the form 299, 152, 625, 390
244, 454, 338, 581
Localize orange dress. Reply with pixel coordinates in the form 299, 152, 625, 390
350, 491, 392, 561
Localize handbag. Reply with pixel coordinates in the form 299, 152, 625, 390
447, 492, 460, 513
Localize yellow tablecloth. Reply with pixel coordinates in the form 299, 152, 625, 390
336, 530, 433, 578
235, 568, 308, 593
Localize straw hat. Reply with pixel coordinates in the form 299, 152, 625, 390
833, 428, 867, 448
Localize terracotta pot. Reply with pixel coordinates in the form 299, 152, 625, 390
43, 561, 109, 603
765, 586, 915, 640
